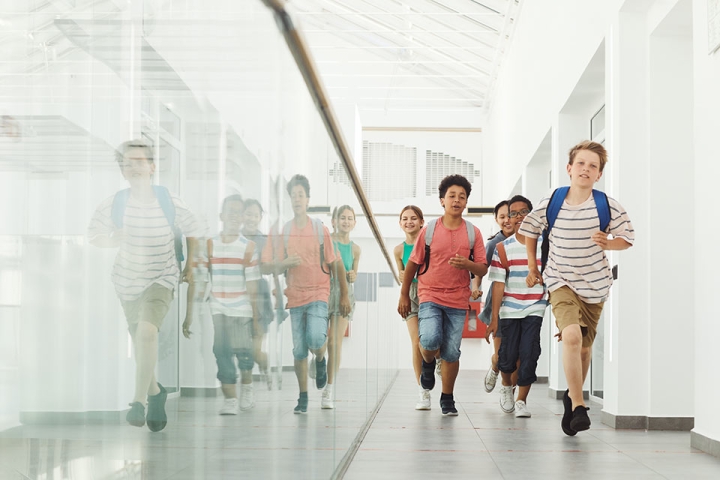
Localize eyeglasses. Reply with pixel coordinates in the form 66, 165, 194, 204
508, 209, 530, 218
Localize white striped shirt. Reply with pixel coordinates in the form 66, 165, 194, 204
209, 235, 261, 318
88, 193, 206, 301
518, 193, 635, 303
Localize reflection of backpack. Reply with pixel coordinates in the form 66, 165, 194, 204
541, 186, 610, 274
417, 219, 476, 277
111, 185, 185, 265
282, 218, 330, 275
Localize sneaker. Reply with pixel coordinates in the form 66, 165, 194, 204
264, 370, 273, 390
321, 384, 334, 409
294, 394, 308, 414
308, 356, 316, 379
420, 359, 436, 391
561, 389, 577, 436
440, 397, 458, 416
219, 398, 239, 415
415, 388, 431, 410
435, 358, 442, 378
484, 368, 499, 393
514, 400, 531, 418
126, 402, 145, 427
146, 383, 168, 432
570, 405, 591, 432
315, 357, 327, 390
239, 384, 255, 411
499, 385, 515, 413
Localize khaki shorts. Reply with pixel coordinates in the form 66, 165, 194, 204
120, 283, 174, 335
403, 282, 419, 321
549, 286, 604, 348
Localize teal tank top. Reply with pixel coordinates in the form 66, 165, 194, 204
402, 242, 418, 283
334, 240, 354, 272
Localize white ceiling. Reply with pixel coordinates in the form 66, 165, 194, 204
287, 0, 523, 112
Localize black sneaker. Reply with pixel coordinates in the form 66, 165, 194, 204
315, 357, 327, 390
440, 398, 458, 416
561, 389, 577, 436
570, 405, 591, 432
294, 394, 308, 414
146, 383, 168, 432
420, 359, 436, 391
126, 402, 145, 427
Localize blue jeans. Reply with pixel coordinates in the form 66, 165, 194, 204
212, 314, 254, 384
418, 302, 467, 363
289, 301, 329, 360
498, 316, 543, 386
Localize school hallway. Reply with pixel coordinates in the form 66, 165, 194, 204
343, 370, 720, 480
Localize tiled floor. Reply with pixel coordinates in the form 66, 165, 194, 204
344, 370, 720, 480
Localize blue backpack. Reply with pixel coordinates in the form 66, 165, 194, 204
541, 186, 610, 274
111, 185, 185, 265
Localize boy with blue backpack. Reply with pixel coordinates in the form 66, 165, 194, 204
398, 174, 488, 415
88, 140, 205, 432
518, 141, 634, 435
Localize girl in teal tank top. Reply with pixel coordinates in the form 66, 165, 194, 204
323, 205, 362, 409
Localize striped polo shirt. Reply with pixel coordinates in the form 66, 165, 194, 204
88, 193, 206, 301
487, 235, 547, 319
518, 193, 635, 304
209, 235, 261, 318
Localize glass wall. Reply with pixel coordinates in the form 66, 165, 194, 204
0, 1, 399, 478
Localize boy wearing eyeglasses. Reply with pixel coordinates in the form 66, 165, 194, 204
518, 141, 634, 435
485, 195, 547, 418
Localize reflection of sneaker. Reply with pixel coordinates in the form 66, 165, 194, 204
146, 383, 168, 432
294, 394, 308, 414
561, 390, 577, 436
499, 385, 515, 413
570, 405, 591, 432
308, 356, 316, 379
219, 398, 239, 415
321, 384, 334, 409
440, 397, 458, 416
264, 370, 273, 390
484, 368, 499, 393
420, 359, 436, 390
126, 402, 145, 427
514, 400, 531, 418
240, 384, 255, 411
435, 358, 442, 378
415, 388, 431, 410
315, 357, 327, 390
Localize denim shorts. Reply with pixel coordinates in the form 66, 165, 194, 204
212, 314, 254, 384
289, 301, 329, 360
417, 302, 468, 363
497, 315, 543, 387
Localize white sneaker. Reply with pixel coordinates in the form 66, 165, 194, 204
415, 387, 431, 410
484, 368, 499, 393
514, 400, 531, 418
308, 356, 316, 379
219, 398, 239, 415
499, 385, 515, 413
321, 384, 335, 409
239, 384, 255, 411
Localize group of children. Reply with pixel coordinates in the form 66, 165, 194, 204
396, 140, 634, 435
90, 138, 633, 436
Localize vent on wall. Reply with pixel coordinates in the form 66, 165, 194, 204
361, 141, 416, 201
425, 151, 480, 196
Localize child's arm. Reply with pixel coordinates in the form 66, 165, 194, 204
89, 231, 125, 248
393, 244, 405, 284
398, 260, 420, 318
333, 258, 351, 317
448, 254, 488, 278
182, 237, 198, 283
525, 236, 543, 288
347, 243, 361, 283
484, 281, 506, 344
471, 275, 482, 300
592, 233, 632, 251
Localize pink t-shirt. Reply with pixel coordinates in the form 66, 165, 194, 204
409, 218, 487, 310
262, 218, 336, 309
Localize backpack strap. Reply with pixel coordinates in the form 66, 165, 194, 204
110, 188, 131, 228
592, 189, 611, 232
282, 221, 293, 256
465, 219, 476, 279
540, 187, 568, 274
312, 217, 330, 275
417, 219, 437, 276
496, 241, 510, 272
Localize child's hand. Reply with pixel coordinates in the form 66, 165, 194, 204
554, 331, 563, 342
526, 267, 543, 287
448, 254, 469, 270
485, 320, 498, 344
471, 289, 482, 300
592, 232, 610, 249
182, 266, 194, 284
397, 293, 411, 318
182, 318, 192, 339
339, 294, 351, 317
346, 270, 357, 283
283, 255, 302, 269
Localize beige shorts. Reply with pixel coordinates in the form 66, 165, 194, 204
120, 283, 174, 335
403, 282, 419, 321
549, 286, 604, 348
